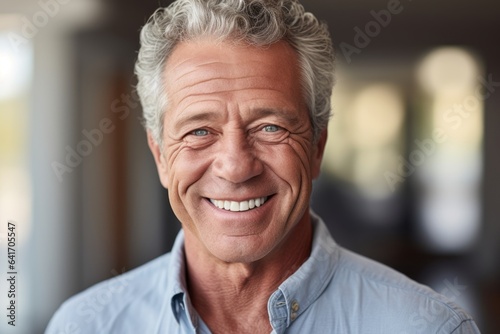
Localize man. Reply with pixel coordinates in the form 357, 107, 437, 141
47, 0, 480, 333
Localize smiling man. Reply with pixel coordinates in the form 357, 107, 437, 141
46, 1, 480, 333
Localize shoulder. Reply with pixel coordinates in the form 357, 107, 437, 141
46, 253, 172, 334
312, 247, 480, 333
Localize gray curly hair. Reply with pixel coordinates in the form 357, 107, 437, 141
135, 0, 335, 147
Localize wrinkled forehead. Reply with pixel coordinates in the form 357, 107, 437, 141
164, 38, 302, 88
160, 39, 308, 120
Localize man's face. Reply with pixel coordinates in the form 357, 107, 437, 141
149, 39, 326, 263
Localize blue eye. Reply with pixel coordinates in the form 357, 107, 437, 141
263, 125, 280, 132
192, 129, 209, 136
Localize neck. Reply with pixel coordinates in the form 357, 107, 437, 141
184, 218, 313, 334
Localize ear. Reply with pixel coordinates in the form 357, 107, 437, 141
147, 131, 169, 189
311, 129, 327, 179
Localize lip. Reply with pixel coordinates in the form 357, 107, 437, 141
198, 194, 276, 238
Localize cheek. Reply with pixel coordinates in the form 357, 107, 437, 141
167, 148, 212, 197
257, 143, 313, 209
259, 141, 313, 178
166, 149, 213, 226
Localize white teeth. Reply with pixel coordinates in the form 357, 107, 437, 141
230, 201, 239, 211
209, 196, 268, 212
240, 201, 249, 211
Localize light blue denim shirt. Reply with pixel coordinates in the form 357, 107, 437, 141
46, 213, 480, 333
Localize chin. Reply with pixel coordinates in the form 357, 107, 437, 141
207, 237, 274, 264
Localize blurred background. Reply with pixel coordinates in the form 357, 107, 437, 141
0, 0, 499, 333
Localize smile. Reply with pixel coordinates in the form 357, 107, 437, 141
209, 196, 268, 212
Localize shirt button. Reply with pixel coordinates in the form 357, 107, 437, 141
290, 300, 300, 321
291, 300, 300, 312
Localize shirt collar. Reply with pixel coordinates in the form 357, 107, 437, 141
165, 229, 188, 324
166, 230, 209, 331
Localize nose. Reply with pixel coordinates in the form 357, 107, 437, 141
212, 131, 264, 184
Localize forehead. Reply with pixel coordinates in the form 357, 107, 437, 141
163, 39, 305, 110
165, 38, 300, 78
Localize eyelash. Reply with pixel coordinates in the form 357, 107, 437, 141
262, 124, 281, 132
190, 129, 209, 136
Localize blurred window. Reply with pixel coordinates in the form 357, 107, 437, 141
415, 47, 483, 252
324, 76, 405, 200
0, 16, 32, 244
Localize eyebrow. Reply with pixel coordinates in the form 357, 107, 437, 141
173, 111, 223, 132
251, 108, 302, 126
